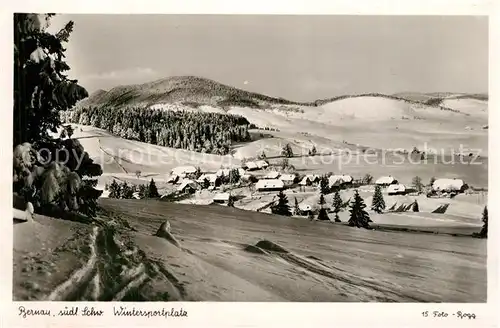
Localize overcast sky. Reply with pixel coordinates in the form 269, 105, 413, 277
49, 14, 488, 102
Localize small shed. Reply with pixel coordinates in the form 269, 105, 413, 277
213, 193, 231, 204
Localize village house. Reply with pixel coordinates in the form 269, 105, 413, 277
255, 160, 269, 169
196, 173, 220, 187
328, 175, 353, 189
375, 175, 398, 187
212, 192, 231, 204
432, 178, 468, 193
279, 174, 296, 187
387, 184, 407, 196
177, 179, 198, 194
264, 171, 281, 180
299, 174, 321, 186
171, 165, 197, 178
255, 179, 285, 192
242, 161, 259, 171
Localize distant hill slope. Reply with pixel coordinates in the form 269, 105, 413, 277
77, 75, 479, 114
77, 76, 305, 109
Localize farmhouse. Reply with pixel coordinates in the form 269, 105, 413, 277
387, 184, 407, 196
242, 161, 259, 171
177, 179, 198, 194
375, 176, 398, 186
255, 160, 269, 169
432, 178, 468, 192
196, 174, 220, 187
280, 174, 296, 186
212, 192, 230, 204
264, 171, 281, 179
171, 166, 197, 177
328, 175, 353, 188
299, 174, 321, 186
255, 179, 285, 191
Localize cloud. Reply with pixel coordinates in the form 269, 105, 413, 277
243, 80, 249, 85
83, 67, 157, 81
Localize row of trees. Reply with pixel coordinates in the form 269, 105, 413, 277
271, 189, 373, 229
13, 14, 103, 218
64, 106, 252, 155
106, 178, 160, 199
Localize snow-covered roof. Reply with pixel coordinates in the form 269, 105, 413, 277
299, 204, 312, 211
177, 179, 198, 191
299, 174, 320, 185
171, 166, 197, 175
387, 184, 406, 193
196, 174, 218, 183
264, 171, 281, 179
243, 161, 259, 170
256, 179, 284, 190
255, 160, 269, 168
213, 193, 230, 201
328, 175, 353, 187
375, 176, 397, 185
216, 168, 231, 177
432, 178, 465, 191
279, 174, 296, 181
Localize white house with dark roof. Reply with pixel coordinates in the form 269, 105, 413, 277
255, 179, 284, 191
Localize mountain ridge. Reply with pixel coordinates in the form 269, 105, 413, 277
78, 75, 486, 112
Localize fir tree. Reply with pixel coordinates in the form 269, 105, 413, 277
318, 193, 326, 206
429, 176, 436, 187
227, 194, 235, 207
138, 184, 147, 199
272, 191, 291, 216
348, 190, 372, 229
281, 158, 289, 170
108, 180, 121, 199
479, 206, 488, 238
371, 185, 386, 214
229, 168, 241, 184
120, 182, 133, 199
310, 145, 317, 156
320, 176, 330, 195
147, 178, 160, 198
317, 207, 330, 221
281, 143, 294, 158
412, 200, 419, 212
135, 170, 141, 179
259, 151, 267, 160
332, 190, 343, 222
202, 177, 210, 189
294, 197, 300, 215
412, 176, 424, 193
13, 14, 102, 218
362, 174, 373, 185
